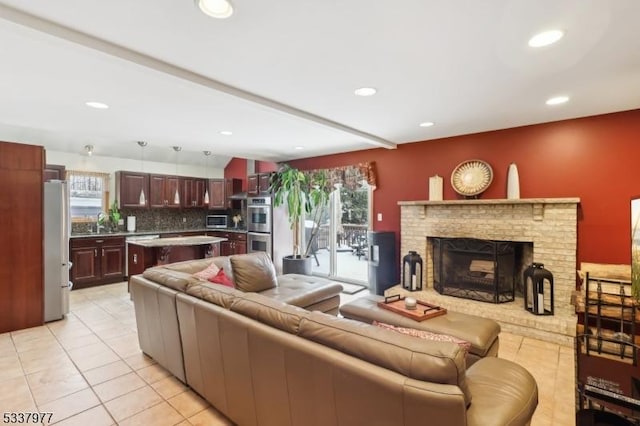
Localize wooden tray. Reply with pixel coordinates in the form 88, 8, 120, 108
377, 295, 447, 322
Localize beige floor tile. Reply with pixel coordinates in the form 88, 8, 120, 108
83, 360, 133, 386
37, 388, 101, 424
10, 325, 53, 344
167, 390, 209, 418
12, 334, 61, 354
57, 333, 103, 351
67, 342, 120, 372
123, 352, 157, 370
188, 407, 235, 426
0, 353, 24, 383
93, 372, 146, 402
103, 332, 141, 359
136, 363, 171, 384
52, 405, 115, 426
18, 349, 75, 375
27, 367, 88, 406
0, 376, 36, 412
118, 401, 184, 426
103, 385, 162, 422
150, 375, 188, 400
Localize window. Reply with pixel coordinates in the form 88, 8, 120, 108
66, 170, 110, 222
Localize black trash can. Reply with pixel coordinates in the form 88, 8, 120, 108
368, 231, 396, 295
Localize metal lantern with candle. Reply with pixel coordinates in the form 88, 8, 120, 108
523, 262, 554, 315
402, 251, 423, 292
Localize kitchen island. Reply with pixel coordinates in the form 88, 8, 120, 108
127, 235, 227, 279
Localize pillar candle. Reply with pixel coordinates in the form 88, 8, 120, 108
429, 175, 443, 201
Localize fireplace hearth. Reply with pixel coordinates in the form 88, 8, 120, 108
432, 237, 515, 303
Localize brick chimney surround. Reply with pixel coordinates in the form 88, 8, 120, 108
395, 198, 580, 345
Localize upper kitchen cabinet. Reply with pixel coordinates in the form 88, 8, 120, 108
116, 171, 149, 208
248, 173, 273, 195
182, 177, 207, 208
208, 179, 225, 209
44, 164, 65, 181
149, 174, 181, 208
247, 174, 259, 195
209, 178, 242, 209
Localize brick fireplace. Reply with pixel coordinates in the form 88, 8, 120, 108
396, 198, 580, 344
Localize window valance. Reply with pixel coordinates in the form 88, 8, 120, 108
305, 161, 377, 190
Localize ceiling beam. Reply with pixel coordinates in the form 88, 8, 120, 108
0, 4, 397, 150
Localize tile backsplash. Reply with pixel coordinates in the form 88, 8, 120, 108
72, 209, 208, 234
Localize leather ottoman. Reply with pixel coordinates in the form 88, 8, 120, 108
340, 294, 500, 366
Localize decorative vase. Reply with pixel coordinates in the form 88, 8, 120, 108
507, 163, 520, 200
429, 175, 443, 201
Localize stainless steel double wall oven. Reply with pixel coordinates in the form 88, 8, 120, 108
247, 196, 272, 257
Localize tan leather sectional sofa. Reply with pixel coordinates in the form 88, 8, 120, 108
130, 252, 538, 426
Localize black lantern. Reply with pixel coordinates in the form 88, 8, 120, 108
523, 262, 554, 315
402, 251, 423, 292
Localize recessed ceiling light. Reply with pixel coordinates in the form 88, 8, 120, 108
196, 0, 233, 19
528, 30, 564, 47
294, 146, 304, 150
354, 87, 377, 97
419, 122, 435, 128
545, 95, 569, 105
85, 101, 109, 109
220, 130, 233, 136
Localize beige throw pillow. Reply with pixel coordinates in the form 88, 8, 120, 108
230, 252, 277, 292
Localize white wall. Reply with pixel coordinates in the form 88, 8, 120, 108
46, 150, 225, 196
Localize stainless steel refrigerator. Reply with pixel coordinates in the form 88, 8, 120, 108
44, 180, 71, 322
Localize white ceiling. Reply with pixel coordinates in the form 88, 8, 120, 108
0, 0, 639, 167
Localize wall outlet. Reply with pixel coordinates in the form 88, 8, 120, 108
377, 213, 383, 221
182, 217, 187, 223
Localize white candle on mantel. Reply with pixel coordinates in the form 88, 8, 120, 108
429, 175, 443, 201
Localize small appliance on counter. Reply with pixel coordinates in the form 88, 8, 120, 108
127, 216, 136, 232
206, 214, 228, 229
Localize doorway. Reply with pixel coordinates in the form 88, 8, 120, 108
306, 182, 371, 285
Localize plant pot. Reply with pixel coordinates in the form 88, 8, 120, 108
282, 255, 313, 275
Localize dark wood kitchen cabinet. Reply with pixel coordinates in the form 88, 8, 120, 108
208, 179, 225, 209
44, 164, 65, 181
70, 236, 125, 289
208, 231, 247, 255
209, 178, 242, 209
116, 171, 149, 208
182, 177, 207, 208
0, 141, 44, 333
248, 173, 272, 195
149, 174, 181, 208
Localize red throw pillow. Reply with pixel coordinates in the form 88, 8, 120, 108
208, 268, 234, 288
193, 262, 220, 280
373, 321, 472, 353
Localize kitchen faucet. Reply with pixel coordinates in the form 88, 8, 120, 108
96, 212, 106, 233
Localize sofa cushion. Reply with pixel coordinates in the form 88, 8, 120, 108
261, 274, 343, 308
142, 268, 200, 292
298, 311, 471, 406
230, 252, 277, 292
186, 281, 243, 309
193, 261, 220, 280
162, 258, 212, 275
230, 292, 310, 334
373, 321, 472, 353
209, 268, 234, 288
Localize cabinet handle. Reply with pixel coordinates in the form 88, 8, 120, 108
133, 253, 138, 264
102, 248, 105, 257
95, 240, 104, 243
94, 249, 97, 257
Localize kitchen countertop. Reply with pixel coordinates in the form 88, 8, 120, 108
70, 227, 247, 239
127, 235, 227, 247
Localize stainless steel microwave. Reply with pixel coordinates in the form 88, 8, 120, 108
206, 215, 228, 229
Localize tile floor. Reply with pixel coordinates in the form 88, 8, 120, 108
0, 283, 576, 425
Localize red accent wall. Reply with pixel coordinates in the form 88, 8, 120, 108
256, 160, 279, 173
290, 109, 640, 267
224, 157, 247, 191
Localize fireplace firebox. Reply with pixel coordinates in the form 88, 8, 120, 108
432, 237, 515, 303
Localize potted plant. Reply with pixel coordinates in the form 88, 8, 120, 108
270, 164, 330, 275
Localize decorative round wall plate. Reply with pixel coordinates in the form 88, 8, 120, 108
451, 159, 493, 197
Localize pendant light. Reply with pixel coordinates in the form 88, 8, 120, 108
137, 141, 147, 205
173, 146, 181, 205
203, 150, 211, 204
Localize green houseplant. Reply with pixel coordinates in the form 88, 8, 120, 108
270, 164, 330, 274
